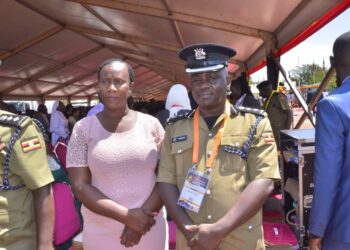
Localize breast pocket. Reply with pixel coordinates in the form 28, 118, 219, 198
220, 136, 248, 173
170, 140, 192, 182
0, 210, 22, 242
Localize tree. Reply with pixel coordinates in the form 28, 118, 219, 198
289, 63, 337, 92
289, 63, 325, 86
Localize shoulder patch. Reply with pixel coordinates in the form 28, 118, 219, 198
166, 109, 195, 125
0, 114, 29, 128
21, 136, 42, 153
230, 105, 239, 116
237, 106, 265, 116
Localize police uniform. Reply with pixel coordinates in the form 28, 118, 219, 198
0, 110, 54, 249
157, 44, 280, 250
257, 81, 291, 144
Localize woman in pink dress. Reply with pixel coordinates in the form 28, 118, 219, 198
67, 59, 168, 250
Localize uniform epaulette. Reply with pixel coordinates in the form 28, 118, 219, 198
236, 106, 266, 116
0, 113, 30, 128
166, 109, 195, 125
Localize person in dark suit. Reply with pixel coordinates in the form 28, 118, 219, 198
229, 75, 261, 109
309, 31, 350, 250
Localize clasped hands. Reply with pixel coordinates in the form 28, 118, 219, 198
120, 207, 158, 247
184, 223, 224, 250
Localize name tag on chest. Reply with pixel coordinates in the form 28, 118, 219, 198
178, 168, 210, 213
172, 135, 187, 143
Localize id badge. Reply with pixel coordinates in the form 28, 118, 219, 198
177, 168, 210, 213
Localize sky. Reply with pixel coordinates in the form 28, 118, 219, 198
250, 8, 350, 83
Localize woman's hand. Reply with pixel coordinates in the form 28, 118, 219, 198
124, 208, 157, 234
0, 137, 6, 151
120, 226, 142, 247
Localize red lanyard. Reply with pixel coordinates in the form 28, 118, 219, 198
192, 101, 231, 170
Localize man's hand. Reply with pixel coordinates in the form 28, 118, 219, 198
309, 235, 322, 250
120, 226, 142, 248
124, 208, 157, 234
185, 224, 224, 250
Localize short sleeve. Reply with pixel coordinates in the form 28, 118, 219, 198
67, 120, 89, 168
152, 118, 165, 153
157, 126, 177, 184
247, 117, 280, 181
11, 122, 54, 190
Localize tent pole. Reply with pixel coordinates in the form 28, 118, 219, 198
272, 57, 315, 127
295, 66, 335, 129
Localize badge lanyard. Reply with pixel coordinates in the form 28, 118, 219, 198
263, 90, 278, 110
192, 101, 231, 173
177, 101, 231, 213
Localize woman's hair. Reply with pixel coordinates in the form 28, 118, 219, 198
37, 104, 47, 113
97, 58, 135, 83
231, 76, 254, 97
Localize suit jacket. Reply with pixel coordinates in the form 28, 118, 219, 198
242, 94, 262, 109
231, 94, 261, 109
309, 75, 350, 244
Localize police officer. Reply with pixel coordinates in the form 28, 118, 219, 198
0, 109, 55, 250
157, 43, 280, 250
257, 80, 293, 148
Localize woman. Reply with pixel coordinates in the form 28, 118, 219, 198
229, 76, 261, 109
33, 104, 50, 137
165, 83, 192, 120
67, 59, 167, 250
50, 101, 69, 145
68, 108, 80, 133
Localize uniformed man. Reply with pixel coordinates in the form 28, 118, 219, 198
157, 43, 280, 250
257, 80, 293, 148
0, 109, 55, 250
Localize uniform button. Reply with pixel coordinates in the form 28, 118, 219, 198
248, 225, 253, 231
206, 189, 211, 195
207, 215, 212, 220
177, 149, 182, 153
235, 142, 239, 147
209, 133, 213, 137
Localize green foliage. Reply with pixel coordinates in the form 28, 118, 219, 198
289, 63, 337, 92
326, 75, 337, 92
289, 64, 325, 85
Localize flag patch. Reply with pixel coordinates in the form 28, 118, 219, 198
262, 133, 275, 143
21, 137, 41, 153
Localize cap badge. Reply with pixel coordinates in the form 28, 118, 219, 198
194, 48, 206, 60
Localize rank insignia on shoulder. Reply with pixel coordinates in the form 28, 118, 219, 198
21, 137, 41, 153
262, 133, 275, 143
172, 135, 187, 143
166, 109, 195, 125
0, 114, 28, 128
230, 105, 239, 116
237, 106, 265, 116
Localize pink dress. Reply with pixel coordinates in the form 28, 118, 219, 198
67, 112, 168, 250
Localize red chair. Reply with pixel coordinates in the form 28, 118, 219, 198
168, 220, 177, 250
53, 141, 68, 172
263, 222, 298, 247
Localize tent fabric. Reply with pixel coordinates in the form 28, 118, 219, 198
0, 0, 348, 100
